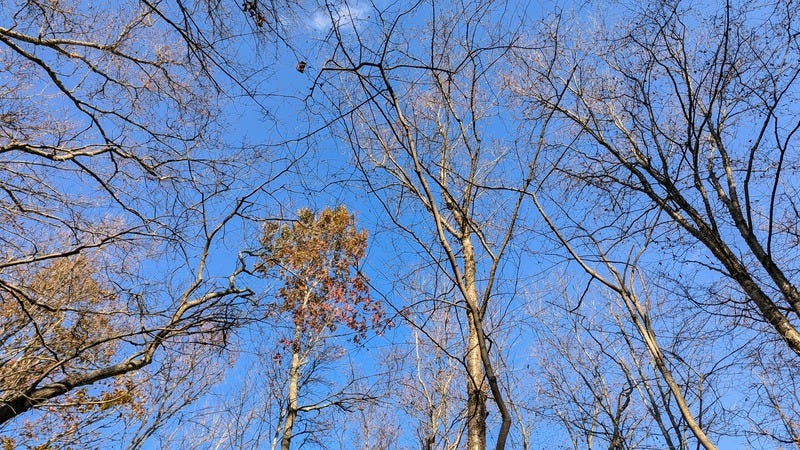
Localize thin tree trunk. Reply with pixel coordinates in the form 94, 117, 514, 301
621, 289, 716, 450
280, 323, 302, 450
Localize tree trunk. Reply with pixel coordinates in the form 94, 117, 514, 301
462, 234, 487, 450
281, 323, 302, 450
466, 307, 487, 450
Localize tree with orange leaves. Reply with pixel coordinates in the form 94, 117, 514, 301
255, 206, 386, 450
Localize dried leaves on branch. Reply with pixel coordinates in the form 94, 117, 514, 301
254, 206, 386, 450
256, 206, 384, 342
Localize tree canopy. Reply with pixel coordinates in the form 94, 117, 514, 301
2, 1, 800, 449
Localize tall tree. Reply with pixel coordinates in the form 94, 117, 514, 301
316, 1, 538, 447
255, 206, 386, 450
514, 0, 800, 446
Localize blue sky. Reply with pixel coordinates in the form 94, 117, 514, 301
153, 1, 776, 447
3, 1, 798, 448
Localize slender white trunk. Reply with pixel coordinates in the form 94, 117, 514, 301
280, 323, 302, 450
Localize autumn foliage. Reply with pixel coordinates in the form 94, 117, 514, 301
0, 254, 143, 446
256, 206, 384, 342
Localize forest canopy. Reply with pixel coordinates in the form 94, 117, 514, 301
1, 1, 800, 449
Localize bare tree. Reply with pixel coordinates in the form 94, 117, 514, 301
314, 1, 539, 447
400, 304, 467, 450
528, 184, 717, 448
512, 0, 800, 446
